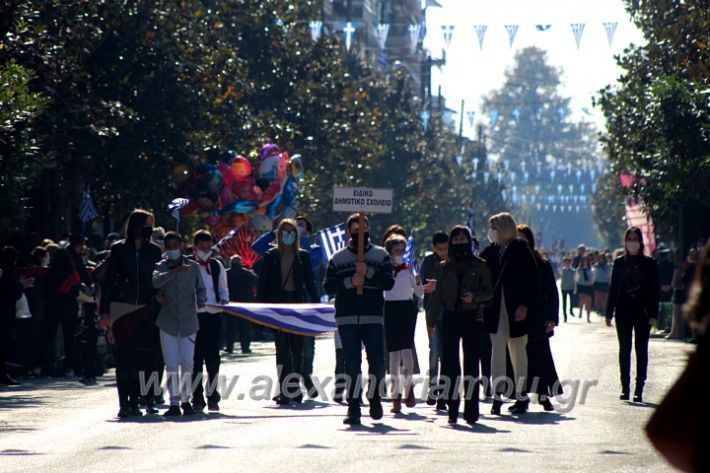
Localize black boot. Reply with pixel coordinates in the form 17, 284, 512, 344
633, 383, 644, 403
491, 399, 503, 415
343, 400, 361, 425
510, 399, 529, 415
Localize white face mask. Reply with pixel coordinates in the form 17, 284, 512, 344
487, 229, 498, 244
626, 241, 641, 255
166, 249, 182, 261
196, 250, 211, 261
391, 255, 404, 266
41, 258, 50, 268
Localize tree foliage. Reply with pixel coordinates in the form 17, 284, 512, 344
1, 0, 474, 243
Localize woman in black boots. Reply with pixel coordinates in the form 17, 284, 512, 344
99, 209, 163, 418
517, 224, 563, 411
606, 226, 660, 403
257, 218, 319, 405
428, 226, 493, 425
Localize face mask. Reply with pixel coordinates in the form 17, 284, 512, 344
391, 255, 404, 266
166, 249, 182, 261
487, 229, 498, 244
626, 241, 641, 255
452, 243, 470, 258
350, 232, 370, 247
281, 232, 296, 246
196, 250, 211, 261
140, 226, 153, 240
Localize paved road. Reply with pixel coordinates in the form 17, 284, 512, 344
0, 310, 690, 473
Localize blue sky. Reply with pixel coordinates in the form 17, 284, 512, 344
423, 0, 646, 137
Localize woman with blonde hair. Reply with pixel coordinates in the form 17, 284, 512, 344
480, 212, 538, 415
257, 218, 319, 405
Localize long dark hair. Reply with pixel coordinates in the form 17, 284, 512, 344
444, 225, 474, 267
685, 240, 710, 328
125, 209, 154, 242
517, 224, 546, 262
624, 226, 645, 256
49, 248, 75, 280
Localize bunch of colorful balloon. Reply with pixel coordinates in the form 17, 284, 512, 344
171, 143, 304, 238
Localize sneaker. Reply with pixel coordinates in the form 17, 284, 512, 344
207, 399, 220, 412
181, 402, 195, 415
145, 406, 159, 415
369, 399, 383, 420
426, 394, 436, 406
163, 405, 182, 417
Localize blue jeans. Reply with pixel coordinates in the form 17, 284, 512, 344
338, 323, 385, 412
428, 317, 443, 386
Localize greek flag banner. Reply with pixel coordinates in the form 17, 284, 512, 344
210, 302, 336, 336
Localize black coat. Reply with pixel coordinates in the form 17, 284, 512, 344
480, 239, 538, 338
529, 256, 559, 341
99, 240, 163, 314
606, 254, 660, 321
257, 248, 319, 303
0, 266, 23, 331
227, 265, 258, 302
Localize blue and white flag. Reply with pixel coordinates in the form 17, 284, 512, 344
474, 25, 487, 50
317, 223, 348, 262
168, 198, 190, 221
466, 210, 476, 236
343, 22, 356, 51
309, 20, 323, 42
377, 23, 390, 51
603, 21, 618, 48
403, 236, 414, 265
408, 24, 421, 53
504, 24, 519, 48
210, 302, 336, 336
420, 110, 431, 130
441, 25, 455, 47
79, 187, 100, 223
571, 23, 586, 49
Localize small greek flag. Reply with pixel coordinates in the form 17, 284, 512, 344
317, 223, 348, 262
404, 236, 414, 264
168, 198, 190, 221
79, 187, 100, 223
209, 302, 336, 336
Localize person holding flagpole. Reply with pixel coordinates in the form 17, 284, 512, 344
324, 214, 394, 425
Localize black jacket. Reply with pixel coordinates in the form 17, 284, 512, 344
257, 248, 319, 303
606, 254, 660, 321
480, 239, 539, 338
227, 264, 258, 303
530, 256, 559, 341
99, 240, 163, 314
0, 266, 23, 330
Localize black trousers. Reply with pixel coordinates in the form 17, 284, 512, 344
35, 306, 78, 371
274, 330, 305, 399
192, 313, 222, 403
561, 290, 574, 320
77, 310, 99, 378
615, 313, 651, 391
439, 311, 482, 419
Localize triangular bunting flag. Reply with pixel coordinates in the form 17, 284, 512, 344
377, 23, 390, 51
603, 21, 618, 48
474, 25, 487, 50
466, 111, 475, 128
441, 25, 455, 47
535, 24, 552, 32
420, 110, 431, 130
79, 186, 100, 223
504, 24, 519, 48
571, 23, 585, 50
308, 21, 323, 42
408, 24, 421, 53
489, 109, 499, 127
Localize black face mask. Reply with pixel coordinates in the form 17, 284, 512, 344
140, 226, 153, 240
451, 243, 470, 259
350, 232, 370, 247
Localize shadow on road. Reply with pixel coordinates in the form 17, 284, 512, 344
486, 412, 575, 425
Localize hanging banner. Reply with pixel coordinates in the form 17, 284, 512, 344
489, 109, 499, 127
535, 24, 552, 32
420, 110, 431, 130
571, 23, 586, 49
504, 24, 519, 48
377, 23, 390, 51
466, 111, 475, 128
309, 20, 323, 42
79, 186, 100, 223
441, 25, 455, 47
343, 22, 356, 51
603, 21, 618, 48
408, 24, 421, 53
474, 25, 488, 50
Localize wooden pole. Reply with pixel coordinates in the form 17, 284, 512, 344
356, 212, 365, 295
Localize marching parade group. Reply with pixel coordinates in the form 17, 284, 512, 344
2, 207, 709, 428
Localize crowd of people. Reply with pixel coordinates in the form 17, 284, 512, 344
1, 208, 708, 428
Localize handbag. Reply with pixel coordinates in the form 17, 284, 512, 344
646, 335, 708, 472
15, 293, 32, 319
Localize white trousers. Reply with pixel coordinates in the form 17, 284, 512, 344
490, 290, 528, 400
160, 330, 196, 405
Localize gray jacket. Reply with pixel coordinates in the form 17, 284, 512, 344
152, 257, 206, 337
